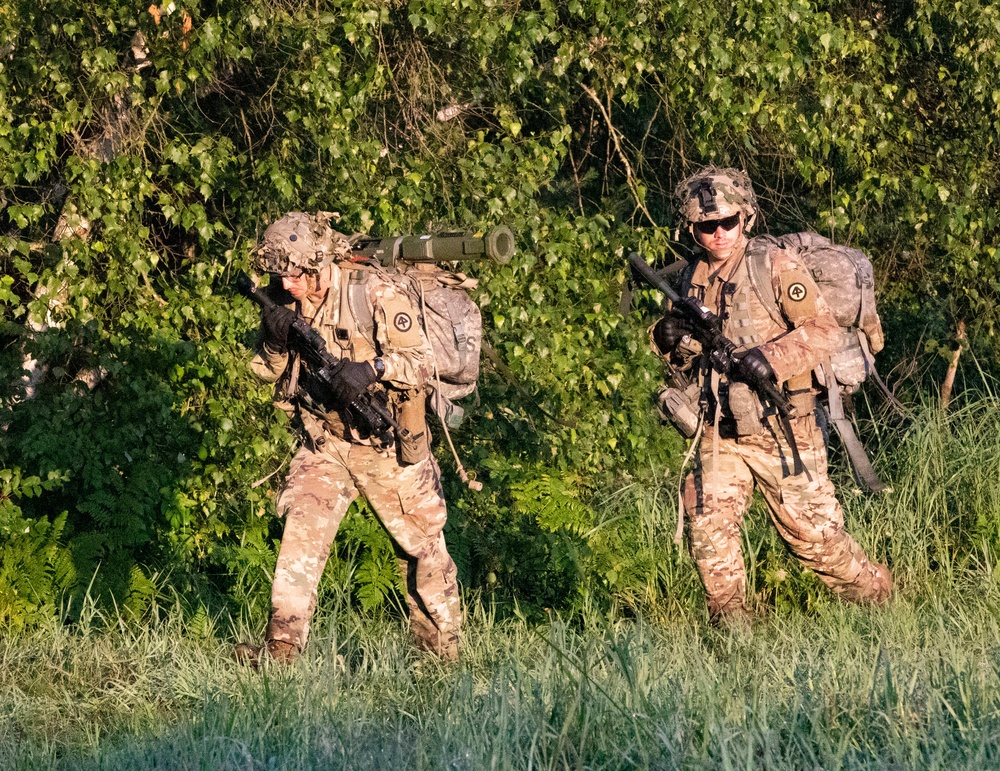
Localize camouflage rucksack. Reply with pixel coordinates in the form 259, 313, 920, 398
401, 265, 483, 429
350, 263, 482, 428
746, 232, 884, 394
746, 232, 889, 491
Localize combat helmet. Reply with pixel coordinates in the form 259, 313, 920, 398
253, 211, 351, 275
673, 165, 758, 233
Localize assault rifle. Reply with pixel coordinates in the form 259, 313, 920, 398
628, 252, 794, 419
235, 270, 400, 446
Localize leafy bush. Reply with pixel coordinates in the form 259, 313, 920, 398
0, 0, 998, 628
0, 468, 73, 631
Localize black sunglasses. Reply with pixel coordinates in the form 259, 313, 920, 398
694, 213, 742, 235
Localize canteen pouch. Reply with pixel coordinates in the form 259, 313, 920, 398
395, 389, 429, 465
658, 382, 702, 438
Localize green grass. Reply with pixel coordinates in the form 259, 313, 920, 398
5, 592, 1000, 770
5, 396, 1000, 769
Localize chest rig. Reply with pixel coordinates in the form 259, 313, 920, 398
687, 253, 770, 435
285, 265, 381, 439
326, 266, 378, 362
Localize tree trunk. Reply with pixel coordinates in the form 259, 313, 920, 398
940, 319, 966, 410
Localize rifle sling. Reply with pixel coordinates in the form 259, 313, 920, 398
823, 362, 888, 493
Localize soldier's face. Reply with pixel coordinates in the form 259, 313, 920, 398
693, 213, 746, 262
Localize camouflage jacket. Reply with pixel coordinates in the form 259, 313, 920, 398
656, 235, 843, 418
251, 261, 433, 438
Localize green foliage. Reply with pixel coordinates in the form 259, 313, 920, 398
0, 0, 998, 629
337, 504, 405, 614
0, 468, 74, 631
9, 586, 1000, 768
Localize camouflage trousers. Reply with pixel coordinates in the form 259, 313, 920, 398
682, 413, 892, 622
267, 434, 461, 660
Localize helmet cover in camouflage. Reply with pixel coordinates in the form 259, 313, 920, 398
254, 212, 351, 275
674, 165, 758, 227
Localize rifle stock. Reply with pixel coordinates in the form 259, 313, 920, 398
628, 252, 794, 418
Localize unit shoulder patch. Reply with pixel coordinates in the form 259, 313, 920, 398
381, 292, 423, 348
778, 266, 818, 321
787, 282, 808, 302
394, 311, 413, 332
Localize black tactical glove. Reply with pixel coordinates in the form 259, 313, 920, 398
652, 313, 695, 354
329, 360, 378, 406
733, 347, 776, 385
261, 304, 296, 354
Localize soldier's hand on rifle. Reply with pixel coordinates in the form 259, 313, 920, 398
261, 304, 296, 354
329, 360, 379, 406
733, 348, 776, 385
651, 313, 695, 354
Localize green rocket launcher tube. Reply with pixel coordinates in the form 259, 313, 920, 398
351, 226, 515, 269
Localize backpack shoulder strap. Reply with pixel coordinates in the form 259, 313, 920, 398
745, 235, 785, 327
823, 365, 889, 493
348, 269, 375, 338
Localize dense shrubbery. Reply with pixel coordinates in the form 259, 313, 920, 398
0, 1, 998, 627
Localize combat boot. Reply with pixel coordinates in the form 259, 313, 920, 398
266, 639, 299, 664
233, 642, 264, 669
867, 563, 894, 604
233, 639, 299, 669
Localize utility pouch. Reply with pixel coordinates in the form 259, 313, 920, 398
299, 410, 329, 450
320, 411, 347, 443
657, 382, 702, 438
727, 381, 763, 436
395, 389, 429, 465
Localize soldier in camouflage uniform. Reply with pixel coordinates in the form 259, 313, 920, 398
245, 212, 461, 663
651, 167, 892, 624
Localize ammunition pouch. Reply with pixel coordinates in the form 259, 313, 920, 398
657, 382, 702, 438
670, 335, 704, 371
320, 409, 347, 443
727, 381, 763, 436
394, 389, 429, 465
299, 409, 330, 451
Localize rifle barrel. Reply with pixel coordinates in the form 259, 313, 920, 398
628, 252, 683, 304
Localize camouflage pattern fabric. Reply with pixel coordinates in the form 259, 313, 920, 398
251, 263, 434, 400
673, 165, 758, 225
253, 211, 351, 276
249, 231, 461, 660
267, 434, 461, 660
683, 414, 892, 622
657, 236, 893, 622
685, 242, 844, 384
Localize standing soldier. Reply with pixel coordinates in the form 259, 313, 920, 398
651, 166, 892, 625
241, 212, 461, 663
